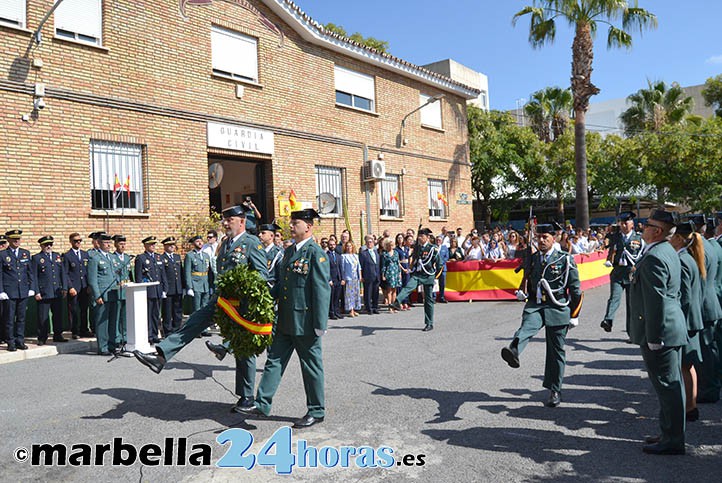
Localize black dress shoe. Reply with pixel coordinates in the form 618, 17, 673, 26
293, 414, 324, 428
686, 407, 699, 422
7, 346, 17, 352
37, 340, 46, 346
422, 325, 434, 332
501, 346, 520, 368
53, 336, 68, 343
17, 343, 28, 350
642, 443, 685, 455
439, 299, 448, 303
205, 340, 228, 361
134, 350, 166, 374
645, 435, 661, 444
545, 390, 561, 407
600, 320, 613, 332
99, 351, 112, 356
233, 405, 265, 416
72, 334, 80, 340
372, 309, 380, 314
231, 397, 255, 413
329, 315, 338, 320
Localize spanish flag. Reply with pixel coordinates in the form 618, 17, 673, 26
289, 189, 301, 211
390, 191, 399, 205
437, 192, 448, 206
123, 175, 131, 201
112, 174, 121, 194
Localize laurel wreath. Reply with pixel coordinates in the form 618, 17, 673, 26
213, 264, 274, 358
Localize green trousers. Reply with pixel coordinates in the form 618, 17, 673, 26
397, 273, 435, 327
110, 299, 127, 347
511, 310, 568, 392
92, 301, 116, 354
694, 323, 720, 402
191, 291, 210, 313
603, 270, 632, 332
641, 345, 685, 449
255, 332, 324, 418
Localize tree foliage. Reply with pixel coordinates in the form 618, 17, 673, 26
620, 80, 695, 136
323, 23, 390, 53
702, 74, 722, 118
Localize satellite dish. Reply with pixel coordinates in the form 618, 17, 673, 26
208, 163, 224, 189
318, 192, 337, 214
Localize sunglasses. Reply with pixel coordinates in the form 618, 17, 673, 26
207, 235, 216, 239
72, 239, 82, 243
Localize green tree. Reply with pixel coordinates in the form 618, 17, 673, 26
323, 23, 390, 53
620, 80, 695, 136
513, 0, 657, 230
702, 74, 722, 118
587, 134, 646, 209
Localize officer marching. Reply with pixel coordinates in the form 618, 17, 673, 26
32, 236, 67, 345
258, 223, 283, 286
601, 211, 644, 335
501, 223, 583, 407
184, 235, 211, 314
391, 228, 442, 331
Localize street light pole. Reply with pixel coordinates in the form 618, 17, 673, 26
398, 94, 444, 148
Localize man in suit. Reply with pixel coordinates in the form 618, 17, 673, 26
134, 236, 166, 344
184, 235, 211, 314
135, 205, 268, 413
500, 224, 583, 407
111, 235, 133, 351
629, 209, 688, 455
160, 237, 184, 336
88, 234, 118, 355
238, 209, 331, 428
326, 237, 343, 320
64, 232, 91, 339
0, 235, 8, 344
0, 229, 35, 351
435, 234, 449, 303
359, 235, 381, 315
32, 236, 67, 345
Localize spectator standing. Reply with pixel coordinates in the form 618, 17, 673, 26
359, 235, 381, 315
380, 238, 402, 312
341, 241, 362, 317
435, 235, 449, 303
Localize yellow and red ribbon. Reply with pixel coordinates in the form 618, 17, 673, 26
216, 297, 273, 335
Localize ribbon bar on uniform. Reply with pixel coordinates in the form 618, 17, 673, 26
216, 296, 273, 335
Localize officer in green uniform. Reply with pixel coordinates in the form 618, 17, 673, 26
629, 209, 687, 455
134, 205, 268, 412
184, 235, 211, 313
391, 228, 441, 331
501, 224, 583, 407
88, 234, 119, 355
110, 235, 133, 351
258, 223, 283, 286
238, 209, 331, 428
601, 211, 644, 334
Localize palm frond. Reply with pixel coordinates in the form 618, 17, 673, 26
607, 26, 632, 49
623, 8, 658, 34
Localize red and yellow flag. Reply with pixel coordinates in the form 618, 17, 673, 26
123, 175, 131, 201
216, 297, 273, 335
437, 192, 448, 206
112, 174, 121, 194
289, 189, 300, 211
390, 191, 399, 205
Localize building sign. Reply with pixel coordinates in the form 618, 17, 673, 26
456, 193, 472, 205
207, 122, 274, 155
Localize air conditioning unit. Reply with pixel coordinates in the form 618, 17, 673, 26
363, 160, 386, 181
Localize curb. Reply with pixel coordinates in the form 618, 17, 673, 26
0, 337, 97, 365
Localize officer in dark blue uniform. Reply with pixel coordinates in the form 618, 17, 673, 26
0, 229, 35, 351
160, 237, 184, 336
0, 235, 7, 344
32, 236, 67, 345
134, 236, 167, 344
64, 232, 91, 339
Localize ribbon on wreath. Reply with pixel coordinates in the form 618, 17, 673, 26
216, 297, 273, 335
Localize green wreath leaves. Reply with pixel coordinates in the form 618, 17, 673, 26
213, 264, 274, 358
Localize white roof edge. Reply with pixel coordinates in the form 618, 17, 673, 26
262, 0, 481, 100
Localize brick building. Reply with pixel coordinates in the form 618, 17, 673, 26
0, 0, 479, 253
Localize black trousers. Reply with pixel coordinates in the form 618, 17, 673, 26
161, 294, 184, 336
147, 297, 162, 342
5, 297, 28, 347
37, 297, 64, 341
363, 278, 380, 312
68, 288, 90, 335
0, 299, 6, 341
329, 281, 343, 318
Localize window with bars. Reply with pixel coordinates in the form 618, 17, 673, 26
427, 179, 448, 219
211, 25, 259, 83
90, 140, 144, 211
54, 0, 103, 46
379, 174, 402, 218
0, 0, 25, 28
315, 166, 343, 216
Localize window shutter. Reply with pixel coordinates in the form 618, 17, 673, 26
211, 26, 258, 81
334, 65, 375, 100
55, 0, 102, 40
0, 0, 25, 27
420, 94, 442, 128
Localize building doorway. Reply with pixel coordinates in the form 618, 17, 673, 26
208, 157, 267, 227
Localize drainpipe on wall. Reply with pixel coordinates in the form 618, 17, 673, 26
363, 144, 372, 235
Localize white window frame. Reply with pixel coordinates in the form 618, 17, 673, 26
90, 140, 144, 212
211, 25, 259, 83
379, 174, 402, 218
54, 0, 103, 46
0, 0, 26, 29
315, 165, 344, 216
420, 93, 443, 129
427, 179, 448, 219
334, 65, 376, 112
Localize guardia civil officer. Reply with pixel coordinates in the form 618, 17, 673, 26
160, 237, 184, 336
601, 211, 644, 334
32, 236, 67, 345
134, 236, 166, 344
88, 234, 118, 355
0, 235, 8, 344
64, 232, 91, 339
390, 228, 442, 331
629, 209, 687, 455
135, 205, 268, 413
501, 224, 583, 407
111, 235, 133, 350
238, 209, 331, 428
184, 236, 211, 313
0, 230, 35, 351
258, 223, 283, 287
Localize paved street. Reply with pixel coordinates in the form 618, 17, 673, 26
1, 285, 721, 482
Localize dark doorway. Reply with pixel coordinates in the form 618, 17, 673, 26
208, 157, 267, 225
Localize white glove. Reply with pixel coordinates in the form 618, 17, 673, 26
647, 342, 663, 351
314, 329, 327, 337
162, 292, 167, 299
187, 289, 194, 297
569, 318, 579, 328
515, 290, 527, 302
0, 292, 8, 300
604, 260, 613, 268
28, 290, 35, 297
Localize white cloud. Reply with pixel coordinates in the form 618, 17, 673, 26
706, 55, 722, 64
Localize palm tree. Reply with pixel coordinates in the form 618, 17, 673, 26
513, 0, 657, 230
620, 80, 695, 136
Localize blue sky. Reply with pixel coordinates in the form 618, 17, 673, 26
300, 1, 722, 110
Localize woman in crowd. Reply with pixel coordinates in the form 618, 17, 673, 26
559, 231, 572, 253
448, 236, 465, 261
341, 240, 362, 317
380, 238, 402, 313
506, 230, 520, 259
465, 235, 484, 261
486, 238, 504, 262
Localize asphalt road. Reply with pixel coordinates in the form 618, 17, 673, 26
1, 285, 720, 482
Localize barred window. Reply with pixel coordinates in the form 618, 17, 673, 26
315, 166, 343, 216
90, 140, 144, 211
379, 174, 402, 218
428, 179, 448, 219
55, 0, 103, 46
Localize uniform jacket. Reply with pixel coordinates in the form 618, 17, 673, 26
265, 244, 283, 287
678, 249, 704, 334
88, 251, 118, 303
700, 237, 722, 324
523, 249, 583, 326
32, 251, 66, 298
0, 247, 34, 299
608, 230, 644, 284
134, 251, 167, 299
410, 242, 442, 283
162, 252, 184, 296
216, 231, 269, 280
273, 239, 331, 336
359, 247, 381, 282
709, 236, 722, 308
184, 250, 211, 293
111, 252, 134, 301
63, 249, 89, 290
629, 241, 687, 346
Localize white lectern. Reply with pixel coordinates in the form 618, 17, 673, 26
124, 281, 160, 353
